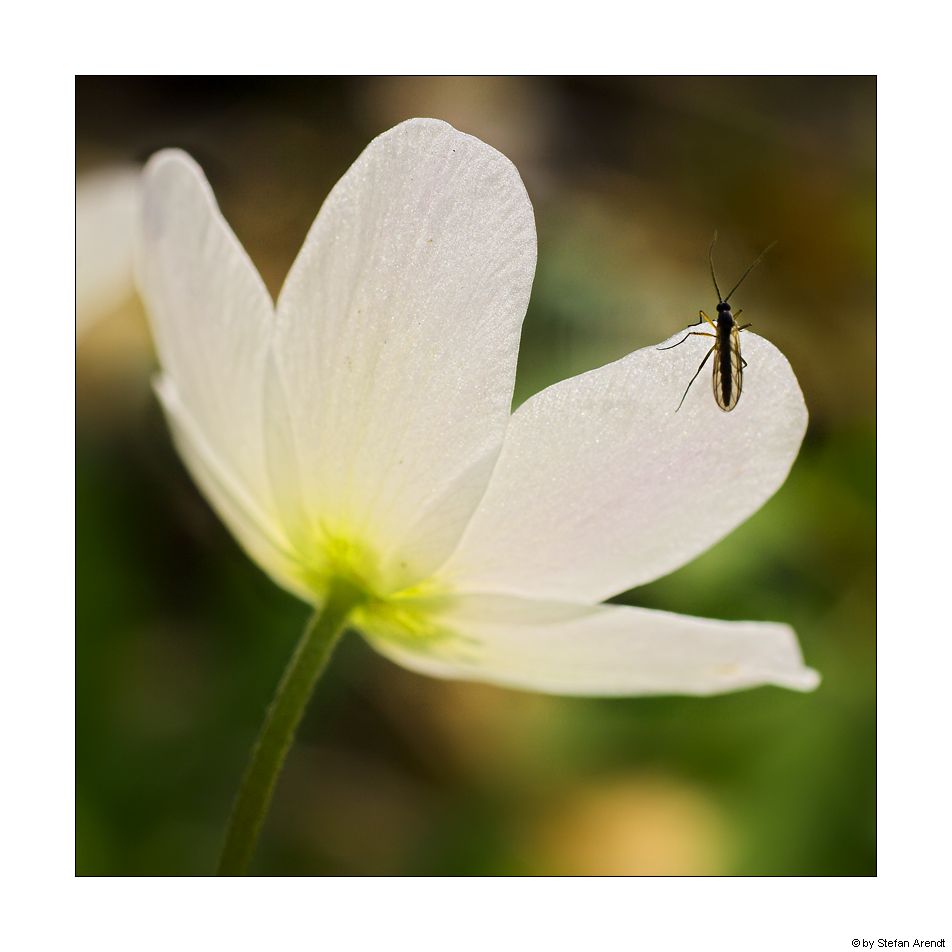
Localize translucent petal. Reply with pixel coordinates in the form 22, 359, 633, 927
154, 376, 312, 603
137, 150, 277, 524
363, 593, 820, 696
438, 331, 807, 602
271, 119, 537, 594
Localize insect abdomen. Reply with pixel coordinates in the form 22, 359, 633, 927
713, 317, 742, 411
718, 332, 734, 406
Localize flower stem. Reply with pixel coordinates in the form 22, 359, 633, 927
216, 577, 366, 875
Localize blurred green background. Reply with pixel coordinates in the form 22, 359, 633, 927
76, 76, 875, 876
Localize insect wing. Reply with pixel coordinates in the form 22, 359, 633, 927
712, 325, 744, 411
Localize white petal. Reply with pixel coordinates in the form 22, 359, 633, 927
362, 593, 820, 696
76, 165, 140, 339
154, 376, 312, 603
438, 331, 807, 602
136, 150, 277, 526
272, 119, 537, 594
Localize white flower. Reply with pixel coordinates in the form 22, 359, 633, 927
137, 118, 818, 697
76, 165, 141, 340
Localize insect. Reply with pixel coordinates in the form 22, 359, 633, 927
659, 233, 776, 412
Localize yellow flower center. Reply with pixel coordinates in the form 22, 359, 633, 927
288, 530, 454, 649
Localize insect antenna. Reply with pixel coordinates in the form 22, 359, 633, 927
723, 240, 777, 303
708, 231, 723, 302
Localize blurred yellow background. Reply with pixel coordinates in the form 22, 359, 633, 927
76, 76, 875, 876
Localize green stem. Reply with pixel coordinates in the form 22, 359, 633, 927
216, 577, 366, 876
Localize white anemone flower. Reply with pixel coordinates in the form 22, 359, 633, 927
137, 119, 818, 698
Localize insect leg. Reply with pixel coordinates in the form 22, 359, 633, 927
736, 321, 751, 369
659, 330, 715, 351
675, 344, 716, 412
657, 312, 716, 350
689, 309, 716, 329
